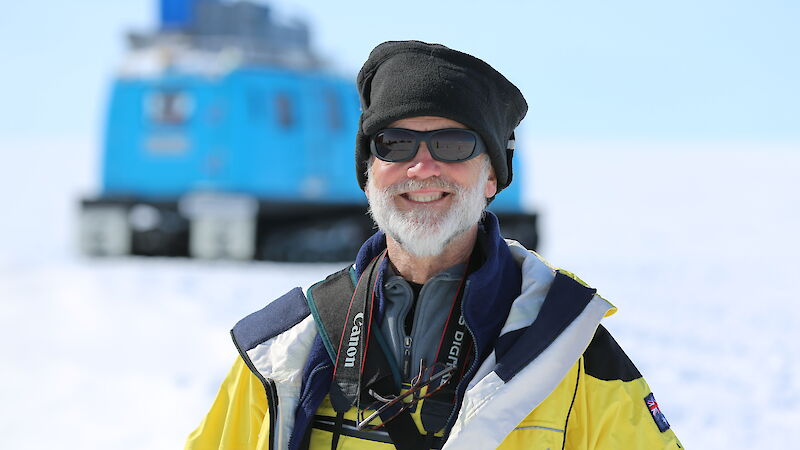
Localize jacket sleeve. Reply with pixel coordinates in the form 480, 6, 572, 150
185, 357, 271, 450
566, 326, 683, 449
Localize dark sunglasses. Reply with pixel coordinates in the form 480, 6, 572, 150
356, 362, 455, 431
370, 128, 485, 163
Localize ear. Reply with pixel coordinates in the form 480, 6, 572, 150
484, 165, 498, 199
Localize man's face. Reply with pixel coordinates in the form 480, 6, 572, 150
365, 116, 497, 257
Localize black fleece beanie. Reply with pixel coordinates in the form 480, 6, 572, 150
355, 40, 528, 193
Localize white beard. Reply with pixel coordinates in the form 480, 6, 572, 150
366, 160, 490, 258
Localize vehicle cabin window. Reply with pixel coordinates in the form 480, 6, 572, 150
324, 90, 342, 131
146, 90, 193, 124
275, 93, 294, 129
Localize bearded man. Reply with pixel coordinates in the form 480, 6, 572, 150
186, 41, 682, 450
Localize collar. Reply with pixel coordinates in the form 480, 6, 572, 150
353, 212, 522, 355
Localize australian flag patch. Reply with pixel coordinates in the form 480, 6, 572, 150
644, 393, 670, 432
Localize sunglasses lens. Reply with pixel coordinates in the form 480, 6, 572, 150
430, 130, 477, 161
373, 129, 418, 161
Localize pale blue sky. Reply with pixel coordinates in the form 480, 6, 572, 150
1, 0, 797, 143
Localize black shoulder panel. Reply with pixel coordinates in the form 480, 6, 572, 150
583, 325, 642, 382
307, 267, 356, 361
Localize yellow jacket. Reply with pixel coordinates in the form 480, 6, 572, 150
187, 234, 683, 449
187, 327, 682, 449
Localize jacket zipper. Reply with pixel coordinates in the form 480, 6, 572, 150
265, 378, 279, 450
443, 280, 480, 436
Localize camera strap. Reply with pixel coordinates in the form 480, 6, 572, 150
308, 249, 472, 448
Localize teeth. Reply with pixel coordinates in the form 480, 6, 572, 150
406, 192, 445, 202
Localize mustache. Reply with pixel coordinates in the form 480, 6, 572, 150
383, 177, 463, 195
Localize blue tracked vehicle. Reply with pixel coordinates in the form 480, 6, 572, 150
79, 0, 538, 261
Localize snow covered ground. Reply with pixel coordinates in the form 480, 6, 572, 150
1, 137, 798, 449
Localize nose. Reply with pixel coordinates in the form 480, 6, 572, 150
406, 142, 441, 179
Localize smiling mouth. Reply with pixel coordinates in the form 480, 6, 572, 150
401, 192, 450, 203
